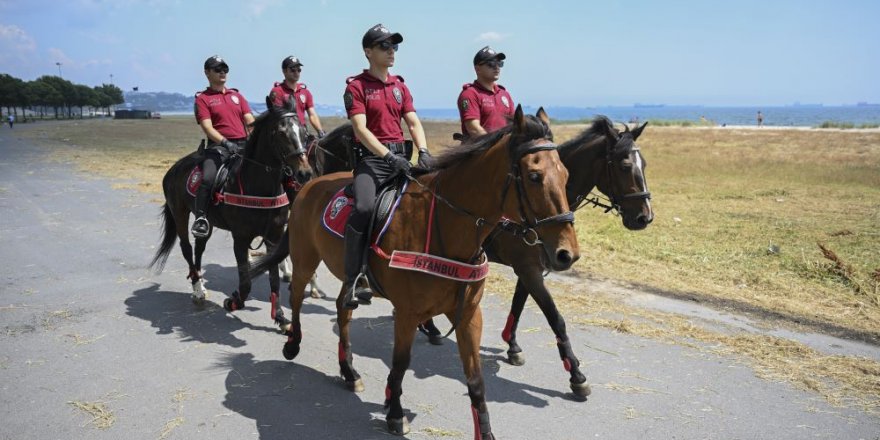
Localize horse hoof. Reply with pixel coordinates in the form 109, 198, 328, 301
309, 289, 322, 299
570, 381, 592, 399
428, 334, 444, 346
507, 351, 525, 366
191, 294, 206, 306
282, 342, 300, 360
386, 417, 410, 435
346, 378, 365, 393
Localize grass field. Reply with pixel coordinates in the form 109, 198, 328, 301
14, 115, 880, 413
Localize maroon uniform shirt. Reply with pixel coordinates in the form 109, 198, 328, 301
269, 82, 314, 126
194, 87, 252, 140
343, 70, 415, 144
457, 82, 514, 136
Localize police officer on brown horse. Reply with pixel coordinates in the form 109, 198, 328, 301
192, 55, 256, 238
340, 24, 434, 309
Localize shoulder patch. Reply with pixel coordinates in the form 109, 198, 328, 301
460, 98, 470, 112
343, 91, 354, 111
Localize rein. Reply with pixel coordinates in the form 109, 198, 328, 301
570, 145, 651, 216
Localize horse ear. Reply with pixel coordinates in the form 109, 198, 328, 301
601, 117, 618, 140
535, 107, 550, 127
632, 121, 648, 140
513, 104, 524, 131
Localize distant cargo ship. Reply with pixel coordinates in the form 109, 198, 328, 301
633, 103, 666, 108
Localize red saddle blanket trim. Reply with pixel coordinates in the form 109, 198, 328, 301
388, 251, 490, 282
186, 166, 289, 209
216, 192, 289, 209
322, 188, 354, 238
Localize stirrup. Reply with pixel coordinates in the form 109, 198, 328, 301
191, 216, 210, 238
342, 273, 367, 309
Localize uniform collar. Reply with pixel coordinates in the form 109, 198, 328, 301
359, 69, 397, 85
204, 86, 228, 95
473, 81, 498, 94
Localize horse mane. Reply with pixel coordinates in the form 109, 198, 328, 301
318, 122, 355, 152
557, 116, 617, 155
431, 114, 550, 171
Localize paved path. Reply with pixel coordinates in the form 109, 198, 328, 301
1, 123, 878, 439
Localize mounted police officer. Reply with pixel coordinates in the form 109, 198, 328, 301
457, 46, 515, 139
340, 23, 433, 309
268, 56, 326, 138
191, 55, 255, 238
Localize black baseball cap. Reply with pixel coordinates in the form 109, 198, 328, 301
204, 55, 228, 70
473, 46, 506, 65
362, 23, 403, 48
282, 56, 303, 69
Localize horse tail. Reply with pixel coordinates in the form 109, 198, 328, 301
148, 203, 177, 273
249, 227, 290, 280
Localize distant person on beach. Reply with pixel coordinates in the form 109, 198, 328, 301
7, 114, 13, 128
268, 56, 325, 139
757, 111, 764, 127
190, 55, 255, 238
457, 46, 514, 139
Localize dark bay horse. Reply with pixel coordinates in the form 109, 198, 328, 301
420, 116, 653, 398
251, 106, 579, 439
149, 99, 313, 309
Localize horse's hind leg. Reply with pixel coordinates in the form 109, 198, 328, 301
417, 318, 444, 345
520, 270, 590, 399
174, 208, 206, 304
223, 235, 252, 312
452, 302, 496, 440
280, 246, 320, 362
502, 278, 530, 366
383, 314, 418, 435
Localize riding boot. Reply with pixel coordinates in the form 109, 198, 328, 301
342, 224, 367, 309
191, 184, 211, 238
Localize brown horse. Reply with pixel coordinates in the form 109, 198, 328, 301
419, 116, 652, 398
251, 106, 578, 438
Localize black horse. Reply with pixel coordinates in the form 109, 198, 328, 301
149, 98, 314, 309
420, 117, 653, 398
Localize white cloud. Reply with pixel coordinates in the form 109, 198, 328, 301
475, 31, 507, 42
245, 0, 281, 18
0, 23, 36, 52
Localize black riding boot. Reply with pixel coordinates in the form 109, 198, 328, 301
342, 224, 367, 309
191, 184, 211, 238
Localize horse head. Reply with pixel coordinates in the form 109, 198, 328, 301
503, 105, 579, 271
595, 118, 653, 230
252, 96, 315, 186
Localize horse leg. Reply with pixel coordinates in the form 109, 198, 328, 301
452, 303, 495, 440
174, 211, 206, 304
308, 273, 325, 298
417, 318, 444, 345
281, 247, 320, 361
281, 256, 292, 282
384, 315, 418, 435
192, 234, 210, 304
502, 278, 529, 366
223, 236, 251, 312
336, 291, 364, 392
521, 270, 591, 399
264, 238, 282, 318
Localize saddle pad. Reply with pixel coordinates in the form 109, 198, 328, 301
186, 166, 203, 196
321, 180, 408, 239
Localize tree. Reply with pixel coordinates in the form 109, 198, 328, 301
0, 73, 25, 118
74, 84, 97, 117
96, 83, 124, 112
29, 78, 64, 118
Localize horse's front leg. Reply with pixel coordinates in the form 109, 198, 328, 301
453, 303, 495, 440
520, 270, 590, 399
336, 290, 364, 392
384, 315, 418, 435
223, 236, 251, 312
191, 234, 210, 304
502, 278, 530, 366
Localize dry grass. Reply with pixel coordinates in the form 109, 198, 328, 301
68, 400, 115, 429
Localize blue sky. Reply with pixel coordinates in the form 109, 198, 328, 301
1, 0, 878, 108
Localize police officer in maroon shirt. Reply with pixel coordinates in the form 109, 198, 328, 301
457, 46, 515, 139
268, 56, 325, 138
340, 23, 433, 309
191, 55, 255, 238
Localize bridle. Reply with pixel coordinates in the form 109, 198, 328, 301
571, 132, 651, 215
239, 111, 307, 178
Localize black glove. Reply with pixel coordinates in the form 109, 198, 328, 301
220, 139, 238, 151
383, 151, 412, 174
317, 129, 326, 139
417, 148, 434, 169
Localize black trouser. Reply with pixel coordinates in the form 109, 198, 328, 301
194, 140, 244, 217
347, 149, 405, 232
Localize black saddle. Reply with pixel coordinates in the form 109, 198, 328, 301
342, 174, 407, 234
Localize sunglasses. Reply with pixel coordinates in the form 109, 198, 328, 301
212, 67, 229, 74
481, 60, 504, 69
375, 40, 399, 52
287, 66, 302, 72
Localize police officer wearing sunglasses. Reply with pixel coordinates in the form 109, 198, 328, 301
457, 46, 515, 139
340, 23, 433, 309
269, 56, 325, 138
191, 55, 255, 238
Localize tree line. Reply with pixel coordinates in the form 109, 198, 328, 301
0, 73, 125, 121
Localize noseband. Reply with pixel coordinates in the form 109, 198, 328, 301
572, 141, 651, 215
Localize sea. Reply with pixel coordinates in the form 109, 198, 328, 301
162, 104, 880, 127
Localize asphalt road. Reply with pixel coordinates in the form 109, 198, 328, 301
1, 123, 878, 440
